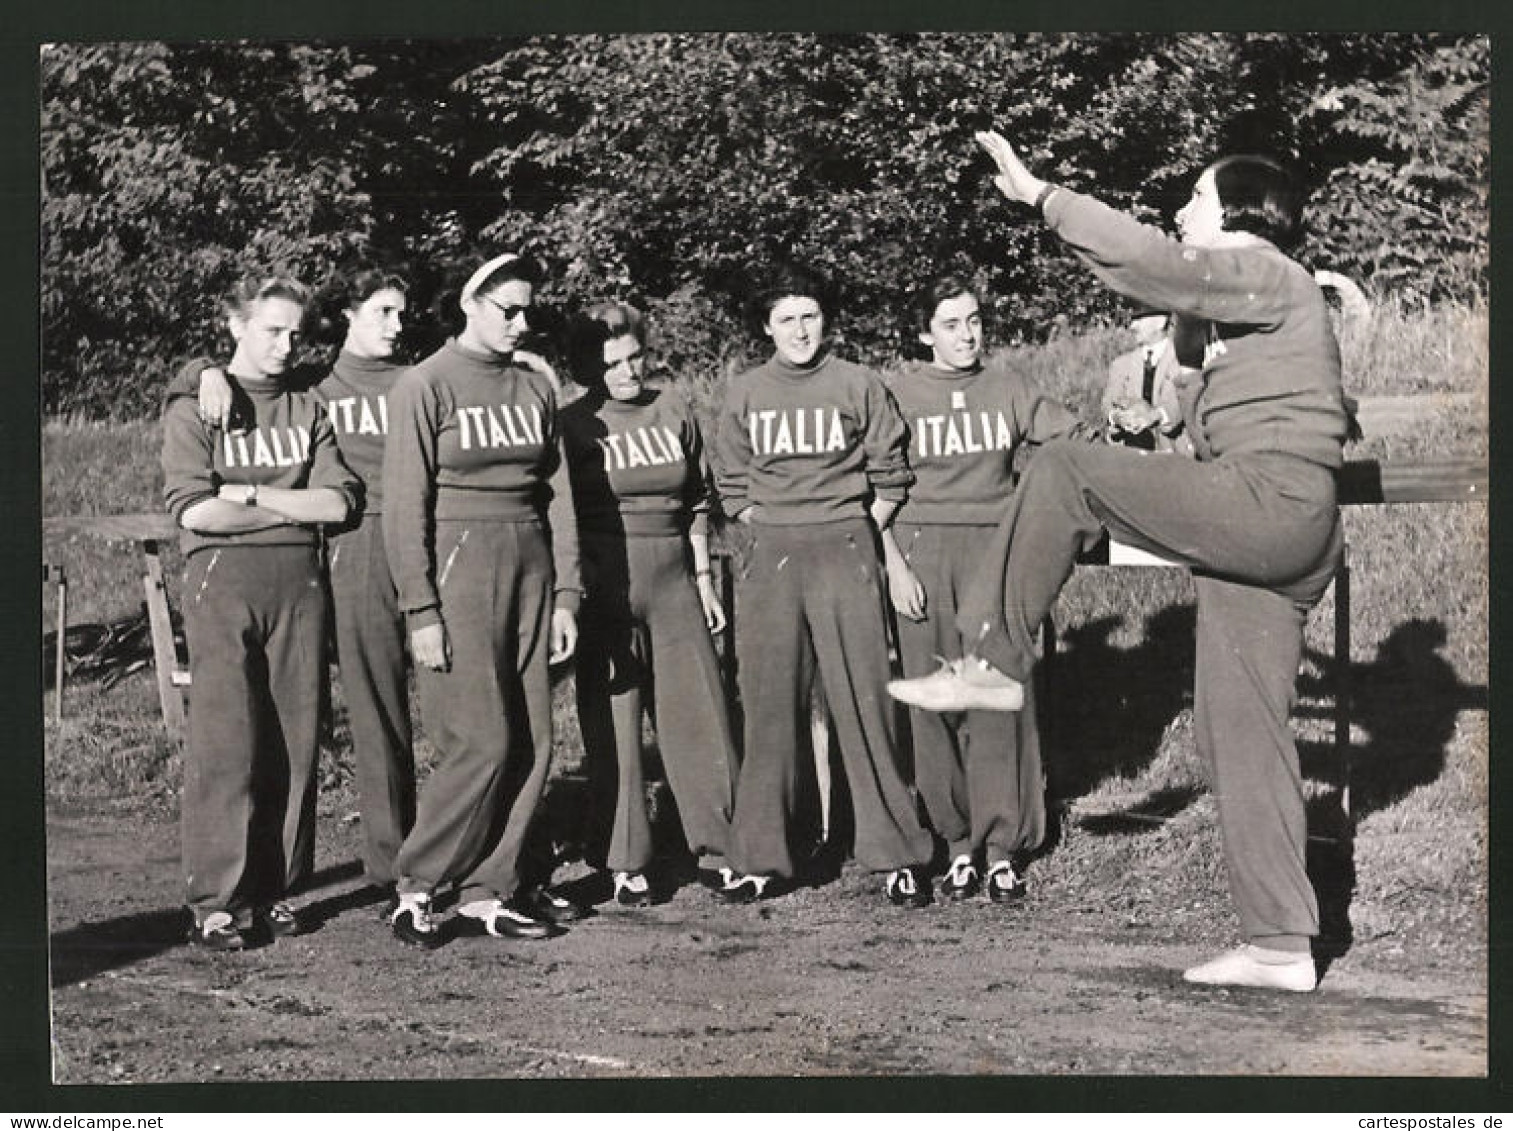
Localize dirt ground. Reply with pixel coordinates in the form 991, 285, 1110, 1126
44, 798, 1486, 1087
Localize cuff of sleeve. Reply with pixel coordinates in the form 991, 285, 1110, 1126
874, 485, 909, 503
1041, 185, 1072, 225
405, 606, 442, 631
553, 587, 583, 615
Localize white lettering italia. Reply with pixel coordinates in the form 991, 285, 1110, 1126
747, 408, 847, 456
327, 394, 389, 436
457, 403, 545, 450
222, 426, 312, 468
911, 411, 1015, 459
599, 425, 684, 471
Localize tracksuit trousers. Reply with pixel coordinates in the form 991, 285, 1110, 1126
576, 532, 738, 874
958, 440, 1342, 949
181, 544, 326, 928
730, 518, 934, 879
395, 520, 555, 907
894, 521, 1045, 865
329, 515, 415, 885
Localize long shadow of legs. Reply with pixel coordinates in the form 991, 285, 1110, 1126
1295, 617, 1487, 966
1044, 604, 1197, 819
50, 859, 364, 988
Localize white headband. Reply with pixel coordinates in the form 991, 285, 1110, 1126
459, 253, 521, 310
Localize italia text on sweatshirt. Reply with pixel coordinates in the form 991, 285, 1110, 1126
713, 350, 913, 525
161, 373, 360, 557
560, 386, 713, 538
1044, 189, 1348, 468
882, 359, 1088, 525
381, 338, 581, 627
166, 351, 407, 513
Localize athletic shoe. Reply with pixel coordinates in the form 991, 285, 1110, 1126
262, 900, 306, 939
985, 860, 1026, 903
457, 897, 558, 940
389, 892, 445, 950
715, 874, 771, 904
526, 886, 590, 923
885, 867, 933, 908
1182, 945, 1318, 993
188, 910, 247, 952
887, 658, 1025, 713
939, 855, 980, 900
697, 865, 736, 891
613, 871, 653, 907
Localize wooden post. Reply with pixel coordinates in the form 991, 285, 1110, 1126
1334, 545, 1352, 822
141, 539, 187, 737
47, 565, 66, 724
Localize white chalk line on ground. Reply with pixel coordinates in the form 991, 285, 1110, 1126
86, 969, 634, 1072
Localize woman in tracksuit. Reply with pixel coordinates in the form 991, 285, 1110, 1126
382, 253, 583, 948
882, 275, 1092, 903
161, 276, 360, 951
712, 262, 935, 907
172, 268, 418, 905
559, 301, 739, 905
892, 134, 1349, 992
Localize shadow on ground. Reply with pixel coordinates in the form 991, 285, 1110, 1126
1034, 608, 1485, 962
49, 860, 365, 988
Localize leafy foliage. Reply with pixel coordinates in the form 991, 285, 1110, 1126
40, 33, 1489, 417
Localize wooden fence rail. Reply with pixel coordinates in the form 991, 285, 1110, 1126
42, 456, 1487, 748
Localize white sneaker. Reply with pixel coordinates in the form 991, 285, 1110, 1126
1182, 945, 1318, 993
888, 658, 1025, 713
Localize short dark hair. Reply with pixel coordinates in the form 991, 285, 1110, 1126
309, 265, 409, 347
1208, 155, 1304, 251
743, 261, 834, 337
910, 273, 979, 334
567, 301, 646, 390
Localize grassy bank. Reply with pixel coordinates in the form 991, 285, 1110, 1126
41, 302, 1489, 963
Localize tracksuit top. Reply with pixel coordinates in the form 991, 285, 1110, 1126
161, 373, 360, 558
313, 352, 406, 514
559, 386, 713, 539
1044, 189, 1348, 468
382, 338, 581, 627
713, 349, 913, 525
168, 350, 405, 513
882, 359, 1088, 525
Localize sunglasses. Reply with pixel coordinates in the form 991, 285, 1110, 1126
481, 295, 532, 323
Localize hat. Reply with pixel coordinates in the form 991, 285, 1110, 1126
1126, 300, 1169, 321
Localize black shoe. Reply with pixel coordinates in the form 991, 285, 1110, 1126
885, 867, 933, 908
939, 855, 980, 901
188, 910, 249, 952
985, 861, 1027, 904
526, 885, 590, 923
457, 897, 560, 940
697, 865, 736, 891
262, 900, 306, 939
715, 874, 772, 905
613, 871, 653, 907
389, 894, 446, 950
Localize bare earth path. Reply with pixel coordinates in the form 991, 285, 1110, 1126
46, 804, 1485, 1083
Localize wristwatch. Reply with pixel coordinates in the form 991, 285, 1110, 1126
245, 483, 259, 507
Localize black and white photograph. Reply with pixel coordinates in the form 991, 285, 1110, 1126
21, 5, 1496, 1107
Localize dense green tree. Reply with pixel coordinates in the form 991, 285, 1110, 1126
40, 32, 1489, 418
